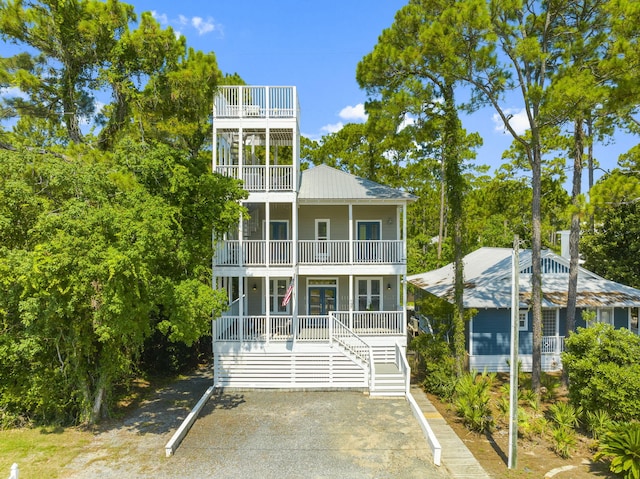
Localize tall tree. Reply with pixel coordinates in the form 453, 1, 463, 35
0, 0, 135, 143
357, 0, 482, 375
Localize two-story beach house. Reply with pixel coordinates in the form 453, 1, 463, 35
211, 86, 415, 396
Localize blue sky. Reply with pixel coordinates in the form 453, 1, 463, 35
2, 0, 637, 183
131, 0, 635, 184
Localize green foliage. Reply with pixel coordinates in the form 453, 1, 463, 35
582, 185, 640, 289
0, 144, 244, 425
595, 422, 640, 479
562, 324, 640, 421
453, 371, 496, 433
550, 425, 578, 459
411, 333, 457, 400
583, 409, 614, 440
548, 402, 582, 430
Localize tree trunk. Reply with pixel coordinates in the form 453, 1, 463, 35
564, 118, 584, 385
530, 143, 543, 396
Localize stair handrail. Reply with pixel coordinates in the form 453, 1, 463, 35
395, 341, 411, 396
329, 314, 374, 387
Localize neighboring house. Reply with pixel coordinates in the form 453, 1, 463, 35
211, 86, 415, 396
408, 246, 640, 372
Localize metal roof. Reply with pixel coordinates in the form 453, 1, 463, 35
408, 247, 640, 309
298, 164, 416, 202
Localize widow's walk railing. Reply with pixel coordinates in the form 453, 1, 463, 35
214, 86, 298, 119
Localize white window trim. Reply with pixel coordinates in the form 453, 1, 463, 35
518, 310, 529, 331
269, 277, 290, 315
542, 308, 559, 336
598, 307, 614, 326
315, 219, 330, 240
356, 220, 382, 240
356, 277, 383, 311
306, 277, 339, 315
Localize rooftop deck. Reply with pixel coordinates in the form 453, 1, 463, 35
213, 86, 299, 119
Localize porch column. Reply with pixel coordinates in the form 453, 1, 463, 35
265, 125, 270, 190
265, 275, 270, 344
402, 204, 407, 335
238, 276, 244, 342
348, 204, 353, 264
349, 274, 354, 329
265, 202, 270, 266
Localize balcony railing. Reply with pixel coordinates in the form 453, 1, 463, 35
214, 86, 298, 119
214, 240, 292, 266
214, 240, 404, 267
541, 335, 565, 354
215, 165, 294, 192
214, 311, 404, 343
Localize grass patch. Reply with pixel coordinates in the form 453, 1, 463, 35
0, 426, 92, 478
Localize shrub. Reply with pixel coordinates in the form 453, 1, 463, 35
453, 371, 495, 433
550, 425, 577, 459
411, 334, 457, 400
563, 324, 640, 421
583, 409, 613, 440
595, 422, 640, 479
548, 402, 582, 430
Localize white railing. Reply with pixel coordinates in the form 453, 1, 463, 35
214, 165, 294, 192
214, 316, 293, 342
330, 316, 372, 366
214, 311, 404, 342
332, 311, 404, 335
354, 240, 404, 263
396, 342, 411, 396
297, 316, 330, 341
269, 165, 293, 190
542, 335, 565, 354
298, 240, 350, 264
214, 86, 298, 119
213, 240, 293, 266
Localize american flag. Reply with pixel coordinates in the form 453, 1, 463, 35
281, 280, 294, 307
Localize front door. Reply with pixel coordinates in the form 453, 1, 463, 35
308, 287, 336, 315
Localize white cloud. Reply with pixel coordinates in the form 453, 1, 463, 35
151, 11, 168, 25
321, 122, 344, 134
338, 103, 367, 122
397, 114, 415, 132
192, 16, 215, 35
151, 11, 220, 37
492, 108, 530, 135
0, 86, 27, 98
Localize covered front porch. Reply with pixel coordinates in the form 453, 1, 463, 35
214, 310, 405, 343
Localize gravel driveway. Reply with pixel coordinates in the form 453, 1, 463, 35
63, 367, 447, 479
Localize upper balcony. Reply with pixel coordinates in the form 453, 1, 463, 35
213, 86, 299, 120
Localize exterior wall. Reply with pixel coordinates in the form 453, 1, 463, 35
469, 306, 632, 372
297, 274, 398, 315
298, 204, 399, 241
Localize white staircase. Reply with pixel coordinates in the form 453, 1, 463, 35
370, 363, 407, 397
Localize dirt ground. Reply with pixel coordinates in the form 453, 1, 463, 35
425, 385, 616, 479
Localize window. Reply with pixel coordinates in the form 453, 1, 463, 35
598, 308, 614, 326
357, 278, 381, 311
519, 311, 529, 331
270, 278, 289, 314
542, 309, 558, 336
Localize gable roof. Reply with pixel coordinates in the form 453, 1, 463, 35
408, 247, 640, 309
298, 164, 416, 202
